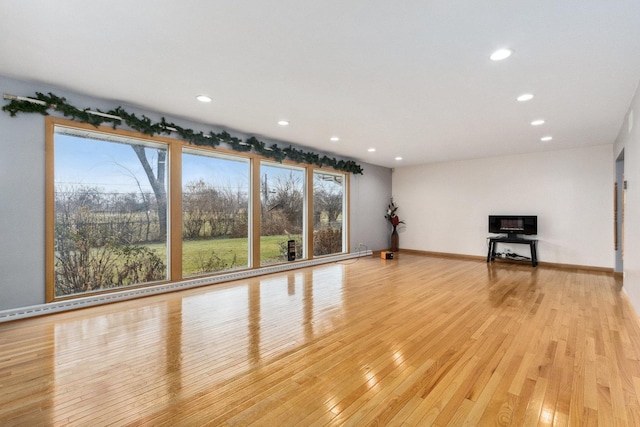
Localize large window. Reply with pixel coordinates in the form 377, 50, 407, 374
260, 163, 306, 266
313, 171, 346, 256
47, 119, 349, 301
53, 127, 169, 297
182, 149, 250, 276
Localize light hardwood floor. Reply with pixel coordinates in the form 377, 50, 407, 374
2, 254, 640, 426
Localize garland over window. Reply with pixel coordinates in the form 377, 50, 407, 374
2, 92, 364, 174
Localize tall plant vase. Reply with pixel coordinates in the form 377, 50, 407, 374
390, 226, 399, 252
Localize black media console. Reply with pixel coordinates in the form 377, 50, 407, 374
487, 236, 538, 267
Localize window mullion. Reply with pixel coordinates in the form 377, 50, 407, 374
251, 159, 262, 269
307, 167, 315, 260
170, 142, 183, 281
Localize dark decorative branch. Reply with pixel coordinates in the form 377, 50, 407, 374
2, 92, 364, 174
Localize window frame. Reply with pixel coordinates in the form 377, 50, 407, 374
259, 160, 308, 266
181, 147, 252, 277
45, 117, 350, 302
312, 170, 347, 257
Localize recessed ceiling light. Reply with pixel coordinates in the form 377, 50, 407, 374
278, 120, 290, 126
531, 119, 545, 126
541, 136, 553, 142
517, 93, 534, 102
330, 136, 340, 142
490, 48, 513, 61
395, 157, 403, 161
196, 95, 212, 103
368, 148, 376, 152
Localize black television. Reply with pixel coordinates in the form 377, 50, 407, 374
488, 215, 537, 238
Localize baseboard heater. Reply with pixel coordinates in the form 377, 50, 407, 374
0, 250, 372, 323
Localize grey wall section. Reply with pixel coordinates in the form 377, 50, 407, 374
0, 78, 49, 310
349, 165, 393, 253
0, 75, 392, 311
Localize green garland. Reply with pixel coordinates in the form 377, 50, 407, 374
2, 92, 364, 174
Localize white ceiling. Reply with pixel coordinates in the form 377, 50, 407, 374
1, 1, 639, 168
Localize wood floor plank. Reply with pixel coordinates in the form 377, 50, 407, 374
1, 254, 640, 425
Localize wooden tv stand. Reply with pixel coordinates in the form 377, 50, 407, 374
487, 236, 538, 267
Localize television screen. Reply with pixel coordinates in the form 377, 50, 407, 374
489, 215, 537, 236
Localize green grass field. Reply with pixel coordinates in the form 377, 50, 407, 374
146, 234, 299, 276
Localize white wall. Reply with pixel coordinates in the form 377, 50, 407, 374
392, 145, 614, 268
615, 82, 640, 312
0, 75, 392, 311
